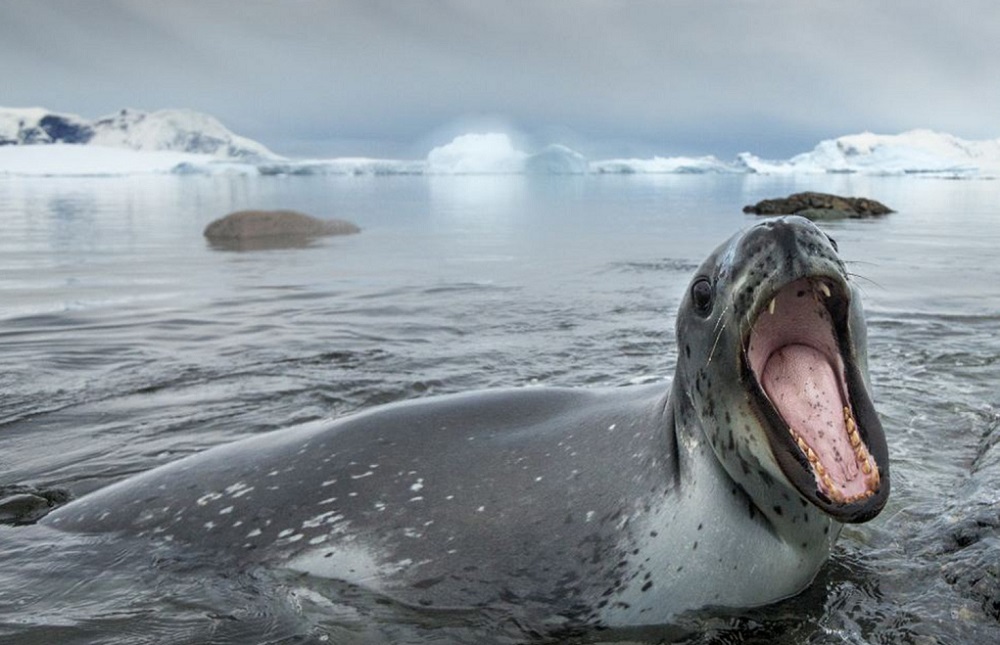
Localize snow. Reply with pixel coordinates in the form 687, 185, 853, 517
89, 108, 279, 161
0, 106, 280, 161
2, 107, 1000, 179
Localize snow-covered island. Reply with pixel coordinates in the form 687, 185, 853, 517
2, 106, 999, 178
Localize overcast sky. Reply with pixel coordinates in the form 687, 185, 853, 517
2, 0, 997, 159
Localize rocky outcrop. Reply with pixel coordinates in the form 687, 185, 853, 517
204, 210, 360, 251
742, 192, 893, 219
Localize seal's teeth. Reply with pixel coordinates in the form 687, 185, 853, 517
768, 297, 776, 315
823, 475, 842, 502
861, 460, 872, 475
844, 408, 862, 448
843, 489, 876, 503
818, 282, 831, 298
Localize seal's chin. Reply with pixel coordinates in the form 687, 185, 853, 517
744, 277, 887, 522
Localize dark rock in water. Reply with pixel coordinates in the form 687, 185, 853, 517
0, 485, 71, 525
204, 210, 360, 251
742, 192, 893, 219
934, 419, 1000, 622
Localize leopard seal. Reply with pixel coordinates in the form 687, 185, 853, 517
42, 216, 889, 629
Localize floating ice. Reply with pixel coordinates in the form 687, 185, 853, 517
524, 144, 589, 175
426, 133, 527, 174
592, 155, 739, 175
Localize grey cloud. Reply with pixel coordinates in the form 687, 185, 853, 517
1, 0, 996, 159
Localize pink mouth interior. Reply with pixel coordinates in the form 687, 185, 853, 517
747, 278, 874, 503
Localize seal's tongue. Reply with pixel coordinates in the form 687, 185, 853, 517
748, 278, 875, 503
758, 344, 863, 497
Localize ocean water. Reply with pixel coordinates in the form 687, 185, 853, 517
1, 172, 998, 644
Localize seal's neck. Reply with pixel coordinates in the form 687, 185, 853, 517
667, 376, 841, 551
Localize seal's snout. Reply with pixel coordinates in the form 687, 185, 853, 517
741, 216, 843, 272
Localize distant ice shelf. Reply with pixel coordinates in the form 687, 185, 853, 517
2, 106, 999, 179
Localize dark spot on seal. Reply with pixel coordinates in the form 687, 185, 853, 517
697, 523, 703, 531
412, 576, 446, 590
692, 541, 698, 551
773, 505, 784, 516
641, 581, 653, 592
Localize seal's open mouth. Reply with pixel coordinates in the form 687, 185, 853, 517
744, 277, 885, 519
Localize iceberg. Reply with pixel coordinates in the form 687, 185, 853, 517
738, 130, 1000, 178
524, 145, 589, 175
426, 133, 528, 174
592, 155, 739, 175
256, 158, 425, 176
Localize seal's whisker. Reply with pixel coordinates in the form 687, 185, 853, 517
846, 272, 883, 290
705, 297, 733, 367
843, 258, 881, 268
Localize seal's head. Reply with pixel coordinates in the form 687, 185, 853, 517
677, 216, 889, 524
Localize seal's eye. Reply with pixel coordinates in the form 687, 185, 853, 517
825, 233, 839, 252
691, 277, 714, 315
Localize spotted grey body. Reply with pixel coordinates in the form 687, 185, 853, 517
42, 216, 889, 629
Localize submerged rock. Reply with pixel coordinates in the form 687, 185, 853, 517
743, 192, 893, 219
204, 209, 360, 251
0, 484, 71, 525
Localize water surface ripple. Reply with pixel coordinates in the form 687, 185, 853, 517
1, 174, 999, 643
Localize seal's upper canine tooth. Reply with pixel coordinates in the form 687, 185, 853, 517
768, 297, 776, 315
817, 282, 831, 298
